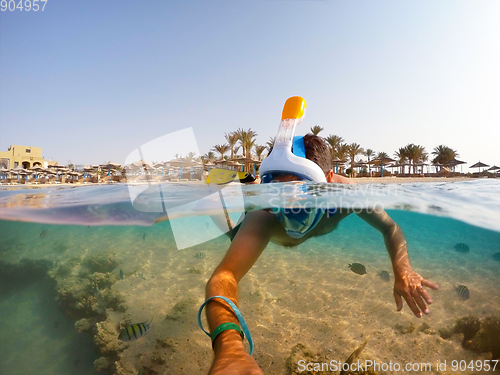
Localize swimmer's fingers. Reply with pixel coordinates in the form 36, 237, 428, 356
421, 278, 439, 290
411, 286, 430, 315
404, 289, 424, 318
394, 291, 403, 312
419, 288, 433, 306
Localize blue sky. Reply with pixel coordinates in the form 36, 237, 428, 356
1, 0, 499, 169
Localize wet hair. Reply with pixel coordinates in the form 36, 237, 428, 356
302, 134, 332, 173
266, 133, 332, 174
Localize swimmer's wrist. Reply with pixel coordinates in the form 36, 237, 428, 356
212, 329, 245, 353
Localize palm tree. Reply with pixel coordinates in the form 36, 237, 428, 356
364, 149, 374, 175
324, 134, 344, 159
394, 147, 409, 175
213, 144, 230, 161
235, 128, 258, 159
376, 151, 389, 160
405, 144, 427, 174
254, 145, 267, 161
224, 132, 239, 160
233, 146, 241, 157
266, 137, 276, 152
431, 145, 458, 166
347, 143, 365, 177
336, 143, 350, 174
310, 125, 324, 135
201, 151, 216, 163
185, 151, 197, 161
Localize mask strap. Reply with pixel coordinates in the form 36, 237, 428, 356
292, 136, 306, 158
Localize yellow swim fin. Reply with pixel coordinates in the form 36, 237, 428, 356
205, 168, 255, 185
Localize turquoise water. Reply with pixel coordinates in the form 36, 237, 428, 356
0, 180, 499, 374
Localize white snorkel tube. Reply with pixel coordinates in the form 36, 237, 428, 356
260, 96, 327, 182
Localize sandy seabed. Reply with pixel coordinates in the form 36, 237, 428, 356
73, 231, 498, 375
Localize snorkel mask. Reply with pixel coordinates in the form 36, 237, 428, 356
259, 96, 327, 183
259, 96, 327, 238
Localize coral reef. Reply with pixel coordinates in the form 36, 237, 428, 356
82, 251, 120, 274
45, 253, 128, 373
440, 315, 500, 360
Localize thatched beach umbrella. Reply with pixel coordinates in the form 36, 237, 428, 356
1, 167, 9, 182
370, 157, 395, 177
486, 165, 500, 175
353, 160, 368, 177
29, 166, 45, 181
446, 159, 466, 176
332, 157, 346, 174
100, 162, 121, 181
48, 164, 68, 182
469, 161, 489, 173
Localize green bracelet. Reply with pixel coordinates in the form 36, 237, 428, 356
211, 322, 244, 347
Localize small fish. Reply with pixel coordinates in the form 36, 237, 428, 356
40, 229, 48, 238
454, 243, 470, 253
143, 232, 146, 241
119, 269, 125, 280
348, 263, 367, 275
340, 337, 370, 375
378, 270, 390, 282
93, 286, 100, 298
118, 319, 153, 341
456, 284, 470, 301
493, 252, 500, 262
194, 252, 205, 259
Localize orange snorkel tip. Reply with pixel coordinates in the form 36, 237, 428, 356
281, 96, 307, 120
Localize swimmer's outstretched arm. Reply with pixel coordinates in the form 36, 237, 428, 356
356, 209, 439, 318
205, 211, 277, 375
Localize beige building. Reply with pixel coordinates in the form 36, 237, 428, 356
0, 145, 57, 169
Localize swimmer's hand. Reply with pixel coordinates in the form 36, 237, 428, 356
393, 269, 439, 318
210, 333, 263, 375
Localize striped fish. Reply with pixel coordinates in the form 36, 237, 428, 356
493, 252, 500, 262
194, 252, 205, 259
118, 318, 153, 341
378, 270, 390, 282
456, 285, 470, 301
454, 243, 470, 253
40, 229, 48, 238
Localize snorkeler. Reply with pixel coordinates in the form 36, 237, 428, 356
199, 97, 439, 375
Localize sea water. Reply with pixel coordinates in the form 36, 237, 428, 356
0, 180, 499, 375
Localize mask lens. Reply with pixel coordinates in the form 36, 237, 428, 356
260, 172, 307, 184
